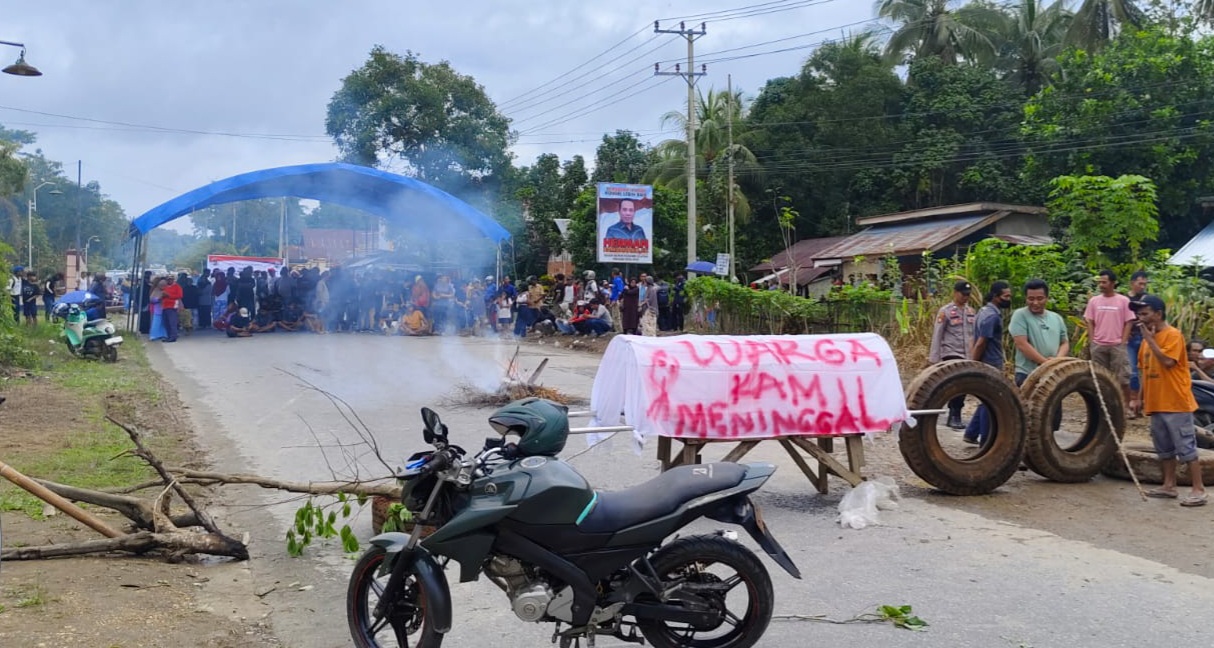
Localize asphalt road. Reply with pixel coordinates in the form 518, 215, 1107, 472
149, 332, 1213, 648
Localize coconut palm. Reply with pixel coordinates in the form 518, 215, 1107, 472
1065, 0, 1145, 51
875, 0, 1003, 65
991, 0, 1073, 95
1195, 0, 1214, 25
650, 88, 759, 223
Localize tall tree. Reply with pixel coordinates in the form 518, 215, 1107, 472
1065, 0, 1146, 50
326, 46, 515, 199
591, 131, 655, 184
875, 0, 1001, 64
991, 0, 1073, 95
1020, 25, 1214, 247
744, 34, 906, 249
650, 87, 759, 223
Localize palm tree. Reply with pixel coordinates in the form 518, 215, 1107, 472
1193, 0, 1214, 25
875, 0, 1002, 65
650, 88, 759, 223
992, 0, 1073, 95
1065, 0, 1145, 51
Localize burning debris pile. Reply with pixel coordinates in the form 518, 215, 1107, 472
447, 347, 581, 407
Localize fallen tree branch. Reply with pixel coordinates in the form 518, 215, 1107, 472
0, 460, 123, 538
163, 468, 402, 499
33, 478, 201, 530
0, 530, 249, 561
106, 415, 224, 536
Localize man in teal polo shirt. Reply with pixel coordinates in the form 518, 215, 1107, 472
1009, 278, 1070, 386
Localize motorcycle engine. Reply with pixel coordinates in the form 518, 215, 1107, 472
485, 555, 553, 623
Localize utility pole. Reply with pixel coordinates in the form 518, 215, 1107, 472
726, 73, 736, 282
654, 20, 706, 270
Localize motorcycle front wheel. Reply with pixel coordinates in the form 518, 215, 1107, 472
103, 343, 118, 363
637, 535, 774, 648
347, 546, 443, 648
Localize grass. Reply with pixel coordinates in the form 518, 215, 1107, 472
0, 320, 170, 518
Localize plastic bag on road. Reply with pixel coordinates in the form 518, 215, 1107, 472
837, 477, 901, 530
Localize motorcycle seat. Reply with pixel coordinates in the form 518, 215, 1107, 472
86, 319, 109, 327
577, 462, 748, 533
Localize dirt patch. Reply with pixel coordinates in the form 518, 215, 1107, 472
0, 344, 277, 647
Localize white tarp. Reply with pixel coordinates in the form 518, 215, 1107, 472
589, 333, 909, 448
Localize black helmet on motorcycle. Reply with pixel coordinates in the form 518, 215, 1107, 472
52, 302, 71, 319
488, 397, 569, 457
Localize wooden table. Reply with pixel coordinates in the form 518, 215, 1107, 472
655, 434, 867, 494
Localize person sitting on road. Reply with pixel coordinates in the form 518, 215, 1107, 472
212, 301, 238, 332
226, 307, 253, 338
277, 299, 305, 332
250, 307, 278, 333
379, 302, 402, 334
399, 303, 430, 336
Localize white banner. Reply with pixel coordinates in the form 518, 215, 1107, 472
590, 334, 908, 447
206, 254, 285, 275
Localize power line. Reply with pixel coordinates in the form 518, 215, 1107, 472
497, 24, 651, 110
504, 33, 664, 116
0, 105, 330, 141
518, 76, 678, 135
659, 0, 844, 23
657, 19, 882, 65
510, 36, 671, 124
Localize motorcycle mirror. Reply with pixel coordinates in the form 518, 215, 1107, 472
421, 407, 441, 443
1202, 349, 1214, 360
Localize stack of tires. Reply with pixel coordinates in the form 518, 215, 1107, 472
898, 358, 1124, 495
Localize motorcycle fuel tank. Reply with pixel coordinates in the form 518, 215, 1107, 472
480, 456, 595, 526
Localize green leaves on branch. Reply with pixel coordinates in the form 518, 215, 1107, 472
1047, 174, 1159, 266
285, 493, 362, 557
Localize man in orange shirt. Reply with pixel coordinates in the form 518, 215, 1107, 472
1131, 295, 1206, 506
161, 274, 184, 343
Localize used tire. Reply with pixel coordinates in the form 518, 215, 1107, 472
1016, 357, 1083, 475
1023, 360, 1124, 483
899, 360, 1026, 495
1102, 442, 1214, 486
637, 534, 774, 648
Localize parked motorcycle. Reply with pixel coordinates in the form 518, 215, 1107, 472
53, 302, 122, 362
347, 398, 801, 648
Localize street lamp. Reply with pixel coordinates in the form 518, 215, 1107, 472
27, 181, 60, 267
0, 41, 42, 77
83, 236, 100, 268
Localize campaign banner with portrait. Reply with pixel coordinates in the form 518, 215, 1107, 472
596, 183, 654, 265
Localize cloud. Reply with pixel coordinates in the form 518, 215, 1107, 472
4, 0, 872, 228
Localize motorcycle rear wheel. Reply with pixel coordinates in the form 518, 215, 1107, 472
347, 546, 443, 648
637, 535, 774, 648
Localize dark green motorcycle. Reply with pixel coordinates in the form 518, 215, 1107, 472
347, 398, 801, 648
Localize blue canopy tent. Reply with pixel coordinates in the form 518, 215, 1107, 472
127, 162, 509, 242
124, 162, 510, 330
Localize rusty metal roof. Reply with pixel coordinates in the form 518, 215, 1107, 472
750, 235, 851, 272
814, 213, 1002, 263
991, 234, 1053, 246
855, 202, 1046, 227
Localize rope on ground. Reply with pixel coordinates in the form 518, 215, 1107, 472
1089, 360, 1147, 501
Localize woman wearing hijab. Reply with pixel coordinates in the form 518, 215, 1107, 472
641, 276, 659, 336
148, 277, 167, 341
620, 277, 641, 335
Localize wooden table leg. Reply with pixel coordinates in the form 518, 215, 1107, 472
720, 440, 760, 464
681, 440, 701, 467
657, 436, 672, 471
778, 440, 826, 494
790, 437, 862, 488
845, 435, 866, 477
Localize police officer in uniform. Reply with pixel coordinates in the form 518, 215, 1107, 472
929, 280, 977, 429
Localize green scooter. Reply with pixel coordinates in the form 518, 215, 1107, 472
53, 302, 122, 362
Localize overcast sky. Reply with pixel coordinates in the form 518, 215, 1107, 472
4, 0, 874, 233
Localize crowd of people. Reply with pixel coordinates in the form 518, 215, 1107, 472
7, 265, 119, 325
132, 265, 691, 341
929, 269, 1207, 507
